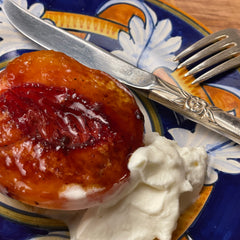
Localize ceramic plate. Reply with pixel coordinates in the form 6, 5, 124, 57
1, 0, 240, 239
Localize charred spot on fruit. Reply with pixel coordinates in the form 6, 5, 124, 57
0, 83, 115, 152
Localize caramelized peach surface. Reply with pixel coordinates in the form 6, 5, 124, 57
0, 50, 144, 209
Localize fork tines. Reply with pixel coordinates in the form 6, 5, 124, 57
175, 28, 240, 84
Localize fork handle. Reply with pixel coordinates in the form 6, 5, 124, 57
148, 77, 240, 144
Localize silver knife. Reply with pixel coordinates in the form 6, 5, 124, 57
2, 0, 240, 144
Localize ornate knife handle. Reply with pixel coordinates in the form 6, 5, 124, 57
148, 77, 240, 144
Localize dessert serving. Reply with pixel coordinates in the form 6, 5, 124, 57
0, 50, 144, 210
2, 0, 240, 239
0, 50, 208, 240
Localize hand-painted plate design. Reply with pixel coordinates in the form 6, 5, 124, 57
1, 0, 240, 239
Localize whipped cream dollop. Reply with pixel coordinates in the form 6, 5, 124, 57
65, 132, 207, 240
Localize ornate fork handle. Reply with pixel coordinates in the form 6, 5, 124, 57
148, 77, 240, 144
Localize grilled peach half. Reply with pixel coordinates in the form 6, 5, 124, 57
0, 50, 144, 210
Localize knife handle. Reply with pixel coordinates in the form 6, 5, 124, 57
148, 77, 240, 144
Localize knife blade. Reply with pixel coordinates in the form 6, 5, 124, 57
2, 0, 240, 144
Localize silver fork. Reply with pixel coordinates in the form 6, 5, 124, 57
175, 28, 240, 84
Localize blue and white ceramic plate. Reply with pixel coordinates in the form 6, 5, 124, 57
1, 0, 240, 239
